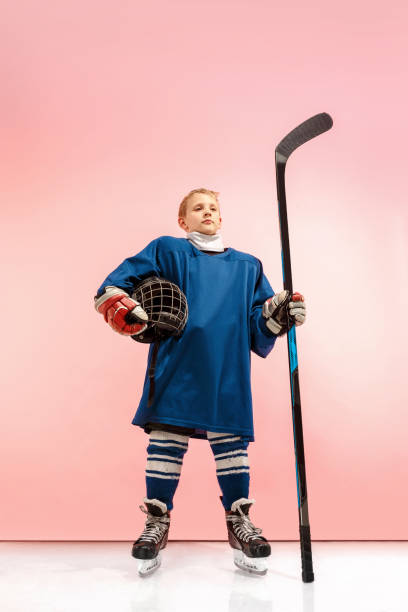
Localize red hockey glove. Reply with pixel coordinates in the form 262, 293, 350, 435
94, 286, 149, 336
262, 291, 306, 336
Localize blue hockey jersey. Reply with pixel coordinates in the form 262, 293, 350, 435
96, 236, 278, 442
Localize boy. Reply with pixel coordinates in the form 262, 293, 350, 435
94, 188, 306, 576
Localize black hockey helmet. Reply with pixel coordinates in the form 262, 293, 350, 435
130, 276, 188, 344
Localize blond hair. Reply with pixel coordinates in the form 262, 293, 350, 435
178, 188, 220, 219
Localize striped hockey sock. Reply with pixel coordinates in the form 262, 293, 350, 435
145, 430, 189, 511
207, 431, 250, 510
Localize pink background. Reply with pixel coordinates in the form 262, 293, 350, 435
1, 1, 407, 541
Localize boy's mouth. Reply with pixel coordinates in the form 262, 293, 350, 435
202, 220, 213, 224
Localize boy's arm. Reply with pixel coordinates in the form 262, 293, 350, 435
94, 237, 162, 335
250, 259, 279, 359
94, 238, 162, 299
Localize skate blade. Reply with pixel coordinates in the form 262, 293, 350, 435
138, 553, 161, 577
233, 549, 268, 576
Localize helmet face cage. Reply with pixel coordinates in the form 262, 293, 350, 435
131, 277, 188, 343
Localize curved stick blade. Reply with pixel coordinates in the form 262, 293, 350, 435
276, 112, 333, 161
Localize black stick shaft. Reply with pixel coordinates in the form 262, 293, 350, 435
275, 157, 314, 583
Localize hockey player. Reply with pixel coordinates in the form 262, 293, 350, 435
94, 188, 306, 576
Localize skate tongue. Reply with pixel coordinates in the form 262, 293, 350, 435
145, 503, 168, 517
229, 499, 254, 516
143, 498, 169, 517
227, 504, 251, 517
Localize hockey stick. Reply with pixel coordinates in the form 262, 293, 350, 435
275, 112, 333, 583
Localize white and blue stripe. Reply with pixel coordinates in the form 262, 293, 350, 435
145, 429, 251, 511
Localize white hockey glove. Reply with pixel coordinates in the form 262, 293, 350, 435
262, 290, 306, 336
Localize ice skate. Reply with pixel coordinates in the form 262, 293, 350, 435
222, 496, 271, 576
131, 498, 170, 577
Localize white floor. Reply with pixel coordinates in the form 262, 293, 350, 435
0, 542, 407, 612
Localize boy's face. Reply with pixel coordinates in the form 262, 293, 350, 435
178, 193, 222, 235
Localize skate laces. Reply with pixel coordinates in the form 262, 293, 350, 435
138, 505, 170, 544
227, 506, 263, 542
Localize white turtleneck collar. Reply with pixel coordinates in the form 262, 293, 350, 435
186, 230, 225, 252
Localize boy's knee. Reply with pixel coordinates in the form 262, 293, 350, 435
147, 429, 189, 458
